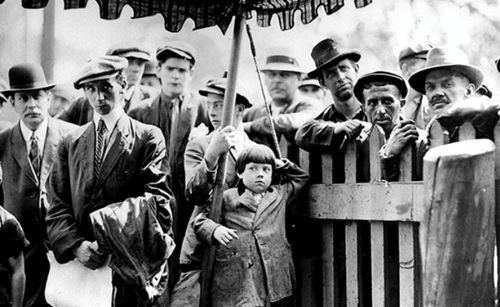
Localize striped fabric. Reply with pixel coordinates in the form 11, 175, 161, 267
6, 0, 373, 33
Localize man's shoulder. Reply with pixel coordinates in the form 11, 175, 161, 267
243, 104, 266, 120
50, 117, 79, 133
129, 96, 159, 114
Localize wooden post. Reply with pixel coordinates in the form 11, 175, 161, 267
421, 139, 496, 307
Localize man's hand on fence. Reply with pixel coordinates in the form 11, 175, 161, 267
383, 120, 419, 157
334, 120, 365, 141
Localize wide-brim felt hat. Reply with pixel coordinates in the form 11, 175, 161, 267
308, 38, 361, 79
2, 63, 55, 95
74, 56, 128, 89
199, 77, 252, 108
106, 42, 152, 62
409, 47, 484, 95
156, 41, 196, 65
354, 70, 408, 102
261, 55, 304, 74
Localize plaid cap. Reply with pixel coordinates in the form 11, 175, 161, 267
74, 56, 128, 89
106, 42, 151, 62
156, 41, 196, 65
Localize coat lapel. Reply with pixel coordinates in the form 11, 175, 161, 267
253, 188, 278, 223
81, 122, 97, 189
39, 118, 59, 188
93, 115, 131, 192
10, 123, 38, 186
175, 93, 195, 151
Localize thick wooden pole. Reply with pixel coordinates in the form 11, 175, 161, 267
199, 13, 246, 307
421, 139, 496, 307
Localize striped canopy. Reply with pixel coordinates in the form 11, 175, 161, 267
5, 0, 373, 33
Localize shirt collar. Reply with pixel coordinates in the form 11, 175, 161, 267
93, 106, 124, 132
20, 117, 48, 142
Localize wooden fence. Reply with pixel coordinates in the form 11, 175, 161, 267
292, 120, 499, 307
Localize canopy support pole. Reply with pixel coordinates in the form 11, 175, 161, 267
200, 12, 246, 307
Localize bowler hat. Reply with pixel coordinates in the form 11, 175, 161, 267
261, 55, 304, 74
74, 56, 128, 89
156, 41, 196, 65
2, 63, 55, 96
199, 75, 252, 108
308, 38, 361, 79
106, 42, 151, 62
408, 47, 484, 95
398, 43, 432, 67
143, 61, 158, 77
354, 70, 408, 103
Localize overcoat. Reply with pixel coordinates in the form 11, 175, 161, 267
194, 161, 309, 306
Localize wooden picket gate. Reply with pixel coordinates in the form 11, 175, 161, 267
293, 120, 500, 307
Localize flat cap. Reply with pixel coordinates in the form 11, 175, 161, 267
354, 70, 408, 102
156, 41, 196, 65
106, 42, 151, 62
199, 76, 252, 108
74, 56, 128, 89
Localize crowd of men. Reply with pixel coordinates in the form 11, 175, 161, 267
0, 36, 498, 307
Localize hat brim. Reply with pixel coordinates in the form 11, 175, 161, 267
307, 52, 361, 79
1, 83, 55, 96
157, 48, 194, 64
261, 63, 304, 74
408, 64, 484, 95
120, 51, 151, 62
199, 87, 252, 108
74, 71, 120, 89
353, 73, 408, 103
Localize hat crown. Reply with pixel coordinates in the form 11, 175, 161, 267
8, 63, 51, 91
311, 39, 342, 68
74, 56, 128, 89
398, 42, 432, 63
266, 55, 300, 68
425, 47, 470, 68
156, 41, 196, 64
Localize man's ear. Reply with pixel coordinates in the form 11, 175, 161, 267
465, 83, 475, 98
9, 96, 14, 106
400, 98, 406, 108
354, 63, 360, 73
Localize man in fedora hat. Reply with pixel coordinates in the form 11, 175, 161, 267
295, 38, 368, 182
128, 40, 209, 288
58, 41, 153, 125
0, 63, 76, 307
46, 56, 173, 306
353, 70, 425, 181
170, 75, 256, 306
299, 77, 327, 103
398, 42, 434, 129
243, 53, 322, 163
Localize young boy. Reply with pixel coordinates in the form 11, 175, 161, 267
0, 206, 28, 307
194, 144, 309, 307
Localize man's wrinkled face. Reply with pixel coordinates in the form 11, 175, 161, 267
11, 89, 51, 130
363, 84, 402, 134
424, 69, 473, 114
321, 58, 358, 102
264, 70, 300, 104
84, 77, 124, 116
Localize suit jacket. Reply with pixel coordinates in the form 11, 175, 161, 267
194, 160, 309, 305
243, 92, 322, 163
0, 116, 76, 306
46, 114, 173, 264
57, 85, 148, 126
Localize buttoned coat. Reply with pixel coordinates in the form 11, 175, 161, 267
0, 116, 76, 306
194, 161, 309, 306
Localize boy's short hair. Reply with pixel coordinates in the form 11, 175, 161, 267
236, 144, 276, 175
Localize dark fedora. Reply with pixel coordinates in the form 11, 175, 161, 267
261, 55, 304, 74
308, 38, 361, 79
409, 47, 484, 95
354, 70, 408, 103
199, 75, 252, 108
2, 63, 55, 96
156, 41, 196, 65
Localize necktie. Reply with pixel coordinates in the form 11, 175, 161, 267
95, 119, 107, 177
29, 132, 40, 178
169, 99, 179, 163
